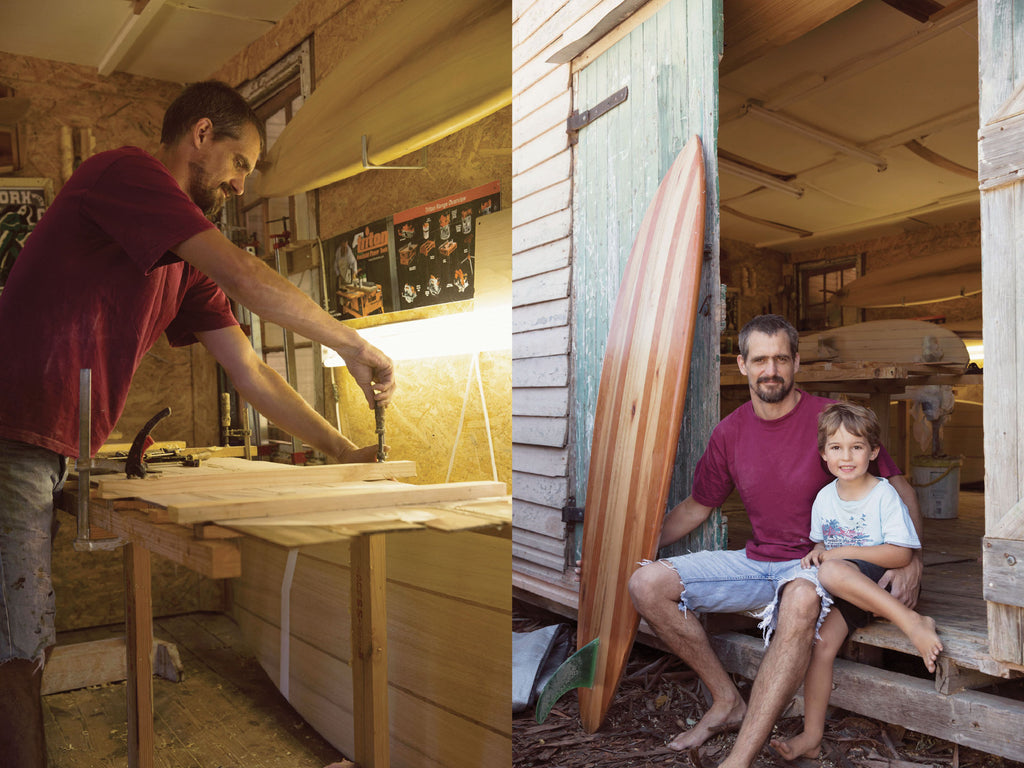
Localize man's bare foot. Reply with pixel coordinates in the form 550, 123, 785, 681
906, 615, 943, 673
667, 696, 746, 752
769, 732, 821, 761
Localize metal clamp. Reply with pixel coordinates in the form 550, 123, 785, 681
74, 369, 123, 552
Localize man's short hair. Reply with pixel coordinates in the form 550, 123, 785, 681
161, 80, 266, 155
738, 314, 799, 358
817, 401, 881, 453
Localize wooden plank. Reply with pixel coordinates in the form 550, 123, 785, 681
712, 631, 1024, 762
124, 542, 154, 768
78, 493, 242, 579
350, 534, 389, 768
160, 480, 506, 524
95, 460, 417, 500
982, 537, 1024, 608
41, 638, 182, 695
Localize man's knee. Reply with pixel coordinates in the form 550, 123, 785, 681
778, 577, 821, 625
628, 561, 677, 613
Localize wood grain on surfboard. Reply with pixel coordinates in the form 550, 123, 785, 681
798, 319, 969, 366
577, 136, 706, 733
836, 247, 980, 308
255, 0, 511, 198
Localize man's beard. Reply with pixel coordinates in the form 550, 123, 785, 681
187, 161, 228, 221
753, 375, 793, 404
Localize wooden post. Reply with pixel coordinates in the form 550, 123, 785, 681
350, 533, 389, 767
124, 542, 154, 768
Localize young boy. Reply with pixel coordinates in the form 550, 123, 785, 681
771, 402, 943, 761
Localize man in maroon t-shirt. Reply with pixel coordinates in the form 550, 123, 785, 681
0, 81, 395, 768
627, 315, 922, 768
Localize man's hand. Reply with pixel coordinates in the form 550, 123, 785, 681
338, 340, 395, 409
878, 555, 923, 609
336, 443, 389, 464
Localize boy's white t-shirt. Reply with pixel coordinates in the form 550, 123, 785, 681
810, 476, 921, 551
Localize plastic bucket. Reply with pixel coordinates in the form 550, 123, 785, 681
909, 454, 962, 519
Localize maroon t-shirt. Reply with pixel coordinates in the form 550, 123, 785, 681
0, 147, 238, 457
692, 392, 902, 561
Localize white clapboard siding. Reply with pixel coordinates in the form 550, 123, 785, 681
514, 0, 620, 577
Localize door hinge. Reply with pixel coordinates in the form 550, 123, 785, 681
567, 86, 629, 145
562, 496, 584, 523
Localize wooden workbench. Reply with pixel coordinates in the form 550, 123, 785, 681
63, 458, 511, 768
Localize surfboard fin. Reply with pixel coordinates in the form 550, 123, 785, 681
534, 637, 600, 724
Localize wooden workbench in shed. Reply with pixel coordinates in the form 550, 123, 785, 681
64, 457, 512, 768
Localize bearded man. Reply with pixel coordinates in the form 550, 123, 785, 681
0, 80, 395, 767
626, 314, 922, 768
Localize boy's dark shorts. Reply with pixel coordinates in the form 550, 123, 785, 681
831, 558, 889, 634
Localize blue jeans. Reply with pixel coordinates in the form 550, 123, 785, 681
0, 439, 67, 665
648, 548, 831, 644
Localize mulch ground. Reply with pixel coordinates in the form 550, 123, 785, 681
513, 604, 1023, 768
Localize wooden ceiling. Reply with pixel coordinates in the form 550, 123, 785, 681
0, 0, 302, 83
718, 0, 978, 252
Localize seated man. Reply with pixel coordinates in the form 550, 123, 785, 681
627, 314, 922, 768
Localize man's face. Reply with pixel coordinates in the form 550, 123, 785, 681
737, 331, 799, 404
187, 122, 261, 220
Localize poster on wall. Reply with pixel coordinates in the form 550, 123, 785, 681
393, 181, 501, 310
0, 178, 52, 291
324, 217, 394, 319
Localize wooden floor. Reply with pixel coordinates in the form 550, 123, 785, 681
44, 612, 346, 768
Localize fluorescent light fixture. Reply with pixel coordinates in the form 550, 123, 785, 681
323, 305, 512, 366
964, 340, 983, 365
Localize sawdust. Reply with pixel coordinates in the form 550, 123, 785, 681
513, 604, 1022, 768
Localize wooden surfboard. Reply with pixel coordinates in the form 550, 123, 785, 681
798, 319, 969, 366
577, 136, 706, 732
836, 247, 980, 308
255, 0, 511, 198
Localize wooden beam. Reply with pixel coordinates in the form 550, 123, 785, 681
721, 0, 861, 75
882, 0, 946, 23
97, 0, 168, 77
712, 631, 1024, 762
903, 139, 978, 178
124, 542, 154, 768
350, 534, 389, 768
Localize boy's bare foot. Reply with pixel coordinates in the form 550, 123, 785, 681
667, 697, 746, 752
907, 615, 943, 673
769, 732, 821, 761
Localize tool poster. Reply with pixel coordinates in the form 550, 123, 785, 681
325, 218, 392, 319
393, 181, 501, 309
0, 179, 51, 291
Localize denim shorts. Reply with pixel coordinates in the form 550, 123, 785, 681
649, 548, 831, 644
0, 438, 67, 666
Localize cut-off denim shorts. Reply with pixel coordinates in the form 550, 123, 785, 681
0, 438, 67, 667
645, 548, 832, 645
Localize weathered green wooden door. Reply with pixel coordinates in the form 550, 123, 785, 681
571, 0, 725, 556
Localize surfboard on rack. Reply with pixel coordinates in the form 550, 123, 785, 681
798, 319, 970, 366
256, 0, 511, 198
576, 136, 706, 733
835, 247, 980, 308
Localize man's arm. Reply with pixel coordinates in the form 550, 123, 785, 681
879, 474, 924, 608
175, 229, 394, 409
196, 325, 379, 463
659, 496, 715, 549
